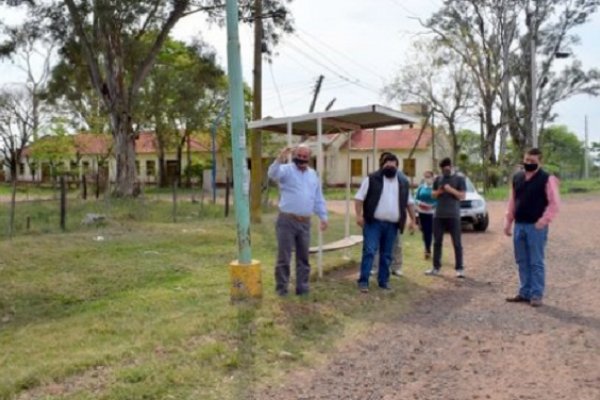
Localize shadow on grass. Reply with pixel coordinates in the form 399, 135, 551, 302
232, 302, 261, 400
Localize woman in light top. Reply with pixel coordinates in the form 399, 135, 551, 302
414, 170, 437, 259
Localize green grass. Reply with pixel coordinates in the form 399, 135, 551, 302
483, 178, 600, 201
0, 200, 436, 400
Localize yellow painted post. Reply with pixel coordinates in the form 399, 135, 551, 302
229, 259, 262, 300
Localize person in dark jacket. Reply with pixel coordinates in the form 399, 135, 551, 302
354, 153, 411, 292
504, 148, 560, 307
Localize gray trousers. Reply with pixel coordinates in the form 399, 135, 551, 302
275, 214, 311, 295
373, 233, 403, 272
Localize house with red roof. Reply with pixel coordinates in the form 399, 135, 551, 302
11, 132, 227, 186
306, 127, 450, 186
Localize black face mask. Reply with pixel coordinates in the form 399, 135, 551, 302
442, 168, 452, 177
382, 167, 397, 178
523, 163, 538, 172
293, 157, 309, 166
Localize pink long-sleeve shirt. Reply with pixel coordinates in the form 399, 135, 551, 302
505, 172, 560, 230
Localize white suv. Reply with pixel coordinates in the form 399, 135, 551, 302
460, 177, 489, 232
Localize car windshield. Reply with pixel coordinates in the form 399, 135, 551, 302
465, 177, 476, 193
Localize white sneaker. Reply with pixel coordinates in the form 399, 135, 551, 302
424, 268, 440, 276
456, 270, 465, 278
392, 269, 403, 277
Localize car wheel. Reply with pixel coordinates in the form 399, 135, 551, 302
473, 213, 489, 232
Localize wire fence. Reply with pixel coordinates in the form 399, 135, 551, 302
0, 182, 233, 239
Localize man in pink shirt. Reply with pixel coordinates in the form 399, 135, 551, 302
504, 148, 560, 307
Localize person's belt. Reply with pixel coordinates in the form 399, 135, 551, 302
280, 212, 311, 223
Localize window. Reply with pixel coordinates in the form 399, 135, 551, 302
146, 160, 156, 176
82, 161, 90, 172
19, 163, 25, 175
135, 161, 140, 175
350, 159, 363, 177
70, 160, 78, 170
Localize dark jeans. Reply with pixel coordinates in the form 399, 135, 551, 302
419, 213, 433, 254
275, 214, 311, 295
433, 216, 463, 270
358, 220, 399, 288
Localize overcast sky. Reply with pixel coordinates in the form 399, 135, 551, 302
1, 0, 599, 144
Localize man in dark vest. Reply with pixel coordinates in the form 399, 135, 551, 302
354, 153, 410, 293
504, 148, 560, 307
425, 157, 467, 278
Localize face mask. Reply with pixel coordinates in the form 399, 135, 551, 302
424, 178, 433, 185
442, 169, 452, 177
293, 157, 309, 166
382, 167, 397, 178
523, 163, 538, 172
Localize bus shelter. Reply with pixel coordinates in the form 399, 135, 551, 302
248, 104, 420, 277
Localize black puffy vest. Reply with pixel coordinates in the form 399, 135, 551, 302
513, 169, 549, 224
363, 170, 409, 233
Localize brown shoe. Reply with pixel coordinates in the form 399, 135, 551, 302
505, 295, 529, 303
530, 298, 543, 307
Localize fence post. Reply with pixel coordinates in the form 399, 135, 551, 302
172, 179, 177, 223
82, 174, 87, 200
225, 174, 230, 217
60, 175, 66, 231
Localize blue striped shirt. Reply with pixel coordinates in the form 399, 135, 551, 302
268, 161, 328, 221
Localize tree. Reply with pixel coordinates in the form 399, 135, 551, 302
425, 0, 507, 170
385, 39, 476, 159
539, 125, 584, 179
507, 0, 600, 151
28, 119, 76, 182
3, 1, 294, 197
137, 37, 226, 187
0, 87, 35, 236
425, 0, 600, 166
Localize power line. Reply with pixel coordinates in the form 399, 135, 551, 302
290, 32, 356, 78
285, 41, 381, 96
385, 0, 420, 18
267, 61, 286, 116
296, 27, 388, 82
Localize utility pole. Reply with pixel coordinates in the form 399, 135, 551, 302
325, 97, 336, 111
309, 75, 324, 113
530, 11, 539, 148
225, 0, 261, 300
303, 75, 324, 141
584, 115, 590, 179
250, 0, 263, 224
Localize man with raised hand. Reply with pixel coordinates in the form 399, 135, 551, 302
268, 144, 328, 296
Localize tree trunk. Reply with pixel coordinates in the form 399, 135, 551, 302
176, 143, 183, 188
448, 121, 459, 161
8, 172, 17, 238
113, 123, 137, 197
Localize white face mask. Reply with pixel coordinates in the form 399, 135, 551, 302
424, 177, 433, 185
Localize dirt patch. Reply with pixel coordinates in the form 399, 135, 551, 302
256, 197, 600, 399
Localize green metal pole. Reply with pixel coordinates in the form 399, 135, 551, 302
226, 0, 252, 264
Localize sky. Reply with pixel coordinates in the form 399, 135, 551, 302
1, 0, 599, 144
